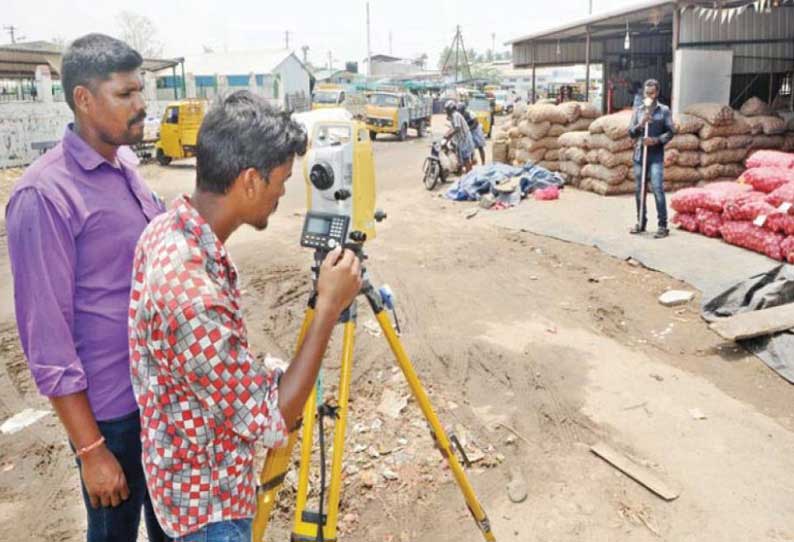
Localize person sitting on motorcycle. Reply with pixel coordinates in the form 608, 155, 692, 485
444, 100, 474, 174
458, 102, 486, 165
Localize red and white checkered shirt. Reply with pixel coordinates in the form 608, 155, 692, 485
129, 195, 288, 538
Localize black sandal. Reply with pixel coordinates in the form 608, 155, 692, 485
629, 224, 645, 234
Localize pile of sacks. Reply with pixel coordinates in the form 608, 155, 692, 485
671, 150, 794, 261
557, 110, 703, 195
684, 102, 757, 183
556, 99, 793, 197
492, 101, 600, 172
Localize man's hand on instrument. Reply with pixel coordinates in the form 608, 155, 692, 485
317, 246, 363, 315
643, 137, 657, 147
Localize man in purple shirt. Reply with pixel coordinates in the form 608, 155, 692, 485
5, 34, 167, 542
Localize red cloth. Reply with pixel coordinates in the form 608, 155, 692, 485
534, 186, 560, 200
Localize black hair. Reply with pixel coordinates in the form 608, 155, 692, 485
644, 79, 661, 92
196, 91, 308, 194
61, 33, 143, 111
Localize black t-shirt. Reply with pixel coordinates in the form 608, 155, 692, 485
461, 109, 479, 130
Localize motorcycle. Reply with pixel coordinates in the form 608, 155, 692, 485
422, 137, 459, 190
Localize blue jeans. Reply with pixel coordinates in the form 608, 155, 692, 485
172, 519, 252, 542
73, 411, 167, 542
634, 160, 667, 229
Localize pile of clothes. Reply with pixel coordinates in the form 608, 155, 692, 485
445, 162, 565, 209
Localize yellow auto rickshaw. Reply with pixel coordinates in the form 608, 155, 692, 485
154, 100, 205, 166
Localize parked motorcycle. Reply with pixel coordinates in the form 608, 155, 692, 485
422, 138, 459, 190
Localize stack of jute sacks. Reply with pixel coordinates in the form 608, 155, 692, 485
685, 103, 756, 184
784, 115, 794, 152
557, 110, 703, 195
492, 101, 600, 171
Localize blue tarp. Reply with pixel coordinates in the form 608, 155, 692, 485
444, 162, 565, 202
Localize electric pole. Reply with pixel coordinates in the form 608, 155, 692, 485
366, 2, 372, 77
301, 45, 309, 64
589, 0, 593, 14
389, 31, 393, 55
285, 30, 290, 50
327, 51, 333, 70
441, 26, 472, 83
4, 25, 22, 44
491, 32, 496, 60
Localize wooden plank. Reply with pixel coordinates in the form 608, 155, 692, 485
590, 442, 679, 501
708, 303, 794, 341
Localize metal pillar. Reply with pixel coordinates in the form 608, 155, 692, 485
172, 66, 178, 100
531, 42, 536, 103
672, 7, 680, 111
180, 60, 186, 100
585, 28, 591, 101
769, 71, 774, 104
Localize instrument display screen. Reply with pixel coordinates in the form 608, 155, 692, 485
306, 216, 331, 235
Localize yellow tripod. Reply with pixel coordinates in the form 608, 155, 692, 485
252, 247, 495, 542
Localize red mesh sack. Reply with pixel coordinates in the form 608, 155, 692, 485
670, 187, 707, 214
740, 167, 794, 193
723, 191, 776, 221
672, 183, 750, 214
672, 212, 698, 232
746, 150, 794, 170
719, 220, 784, 260
766, 213, 794, 236
781, 236, 794, 264
696, 208, 723, 237
765, 182, 794, 207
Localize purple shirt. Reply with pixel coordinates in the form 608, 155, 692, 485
5, 126, 163, 421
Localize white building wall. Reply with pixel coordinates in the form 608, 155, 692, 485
274, 55, 311, 99
0, 100, 173, 168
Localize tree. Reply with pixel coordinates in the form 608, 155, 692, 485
116, 11, 164, 58
437, 46, 452, 70
414, 53, 428, 70
50, 36, 67, 51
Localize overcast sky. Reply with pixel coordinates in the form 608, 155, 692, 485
5, 0, 642, 67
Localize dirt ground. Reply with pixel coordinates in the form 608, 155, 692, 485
0, 116, 793, 542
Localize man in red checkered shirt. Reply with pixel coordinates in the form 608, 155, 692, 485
128, 91, 362, 541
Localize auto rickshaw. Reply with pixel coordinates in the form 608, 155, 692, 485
154, 100, 205, 166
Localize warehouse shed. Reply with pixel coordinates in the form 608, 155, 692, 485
506, 0, 794, 114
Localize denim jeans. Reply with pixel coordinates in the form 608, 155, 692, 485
172, 519, 252, 542
634, 160, 667, 229
73, 411, 167, 542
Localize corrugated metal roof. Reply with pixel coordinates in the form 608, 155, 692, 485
181, 49, 299, 76
506, 0, 675, 44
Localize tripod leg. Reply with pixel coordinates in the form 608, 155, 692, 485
252, 308, 315, 542
324, 321, 355, 537
291, 321, 356, 541
372, 311, 496, 542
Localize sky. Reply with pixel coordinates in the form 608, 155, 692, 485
4, 0, 644, 68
